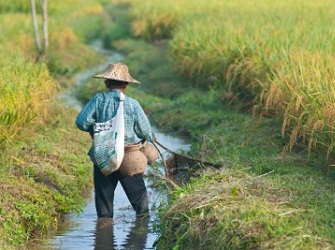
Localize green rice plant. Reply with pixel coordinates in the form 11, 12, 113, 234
0, 1, 105, 144
112, 0, 187, 41
0, 0, 30, 13
0, 13, 37, 60
0, 50, 56, 145
100, 3, 133, 48
0, 2, 104, 156
0, 1, 107, 247
58, 3, 104, 42
0, 1, 104, 69
0, 0, 100, 15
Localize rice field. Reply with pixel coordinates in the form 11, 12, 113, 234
0, 0, 103, 146
0, 1, 107, 247
2, 0, 335, 248
113, 0, 335, 158
0, 51, 55, 145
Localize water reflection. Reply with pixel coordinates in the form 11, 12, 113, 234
94, 218, 116, 249
94, 216, 149, 250
120, 217, 149, 250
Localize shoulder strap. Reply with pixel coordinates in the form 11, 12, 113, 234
119, 92, 125, 101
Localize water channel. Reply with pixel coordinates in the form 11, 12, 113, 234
37, 43, 190, 250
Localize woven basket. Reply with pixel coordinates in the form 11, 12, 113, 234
119, 143, 148, 176
140, 141, 159, 165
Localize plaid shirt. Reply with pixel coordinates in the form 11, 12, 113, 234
75, 89, 153, 163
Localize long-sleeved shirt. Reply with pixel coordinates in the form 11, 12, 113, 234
75, 89, 153, 164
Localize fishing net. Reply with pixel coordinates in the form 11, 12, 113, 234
154, 140, 224, 186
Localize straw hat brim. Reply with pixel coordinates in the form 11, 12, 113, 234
93, 63, 141, 84
93, 74, 141, 84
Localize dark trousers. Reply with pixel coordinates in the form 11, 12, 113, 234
94, 164, 149, 218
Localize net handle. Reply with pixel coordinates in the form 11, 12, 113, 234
154, 139, 178, 155
152, 139, 181, 187
152, 139, 168, 178
154, 139, 224, 170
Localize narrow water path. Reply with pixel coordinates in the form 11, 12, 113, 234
40, 129, 189, 250
38, 43, 190, 249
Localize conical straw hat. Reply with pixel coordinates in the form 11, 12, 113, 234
93, 63, 141, 84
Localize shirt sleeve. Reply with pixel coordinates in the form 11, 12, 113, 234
133, 102, 154, 142
75, 95, 97, 133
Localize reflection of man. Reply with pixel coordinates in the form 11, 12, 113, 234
121, 217, 149, 249
94, 218, 116, 250
94, 217, 149, 250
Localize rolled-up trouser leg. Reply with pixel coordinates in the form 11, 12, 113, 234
119, 173, 149, 215
93, 164, 118, 218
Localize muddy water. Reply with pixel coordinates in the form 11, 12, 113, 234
39, 45, 190, 249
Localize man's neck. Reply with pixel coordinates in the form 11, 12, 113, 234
109, 87, 126, 93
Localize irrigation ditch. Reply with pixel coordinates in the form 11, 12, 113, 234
29, 41, 191, 250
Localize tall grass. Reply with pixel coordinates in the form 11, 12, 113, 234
113, 0, 335, 159
0, 0, 30, 13
262, 51, 335, 156
0, 0, 109, 247
0, 0, 106, 147
0, 50, 56, 145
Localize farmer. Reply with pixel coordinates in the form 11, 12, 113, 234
75, 63, 154, 218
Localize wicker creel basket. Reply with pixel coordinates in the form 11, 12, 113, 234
119, 143, 148, 176
140, 141, 159, 165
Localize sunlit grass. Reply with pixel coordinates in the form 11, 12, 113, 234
0, 0, 105, 146
0, 50, 56, 145
0, 106, 92, 247
96, 7, 335, 247
0, 1, 106, 247
157, 167, 335, 249
113, 0, 335, 159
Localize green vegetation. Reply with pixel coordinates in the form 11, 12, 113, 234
0, 53, 55, 145
99, 1, 335, 249
0, 1, 109, 248
2, 0, 335, 249
0, 106, 92, 248
113, 0, 335, 161
156, 168, 335, 249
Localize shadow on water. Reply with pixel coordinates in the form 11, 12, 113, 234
35, 42, 190, 250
